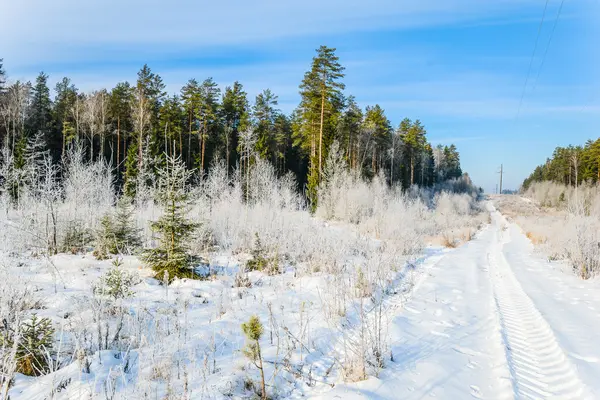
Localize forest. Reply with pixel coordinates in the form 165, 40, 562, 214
522, 138, 600, 190
0, 47, 488, 399
0, 46, 465, 203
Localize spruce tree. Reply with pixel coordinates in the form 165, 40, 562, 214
96, 196, 141, 257
142, 155, 199, 281
123, 144, 138, 198
28, 73, 53, 150
253, 89, 279, 162
0, 314, 55, 376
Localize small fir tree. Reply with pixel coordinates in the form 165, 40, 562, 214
142, 156, 199, 281
241, 315, 266, 399
0, 314, 55, 376
93, 257, 138, 300
246, 233, 279, 275
247, 233, 267, 271
95, 196, 141, 258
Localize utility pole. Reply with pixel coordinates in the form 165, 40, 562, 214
497, 164, 504, 194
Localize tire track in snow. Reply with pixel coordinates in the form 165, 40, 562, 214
489, 210, 590, 400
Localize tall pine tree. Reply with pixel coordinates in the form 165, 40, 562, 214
294, 46, 345, 209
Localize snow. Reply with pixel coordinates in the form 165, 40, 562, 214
5, 200, 600, 399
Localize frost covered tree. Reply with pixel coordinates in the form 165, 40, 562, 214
142, 155, 199, 281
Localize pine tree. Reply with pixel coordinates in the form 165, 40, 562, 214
294, 46, 345, 210
363, 104, 391, 177
241, 315, 266, 399
220, 81, 249, 172
158, 95, 184, 157
134, 65, 165, 169
337, 96, 363, 170
142, 155, 199, 281
197, 78, 220, 172
53, 77, 78, 156
399, 118, 427, 186
181, 79, 201, 168
253, 89, 279, 162
109, 82, 133, 170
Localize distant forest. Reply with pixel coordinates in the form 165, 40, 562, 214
523, 138, 600, 189
0, 46, 465, 202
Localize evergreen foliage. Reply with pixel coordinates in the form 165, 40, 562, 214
60, 220, 93, 254
523, 139, 600, 189
93, 257, 138, 300
0, 47, 467, 207
0, 314, 55, 376
241, 315, 266, 399
95, 197, 141, 258
246, 232, 279, 275
142, 156, 199, 281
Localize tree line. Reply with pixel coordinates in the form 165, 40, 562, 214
0, 47, 464, 204
522, 138, 600, 190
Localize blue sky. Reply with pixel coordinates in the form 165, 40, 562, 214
1, 0, 598, 191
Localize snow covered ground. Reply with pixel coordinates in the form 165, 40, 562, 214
4, 200, 600, 399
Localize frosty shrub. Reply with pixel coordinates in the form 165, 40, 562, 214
0, 314, 54, 376
62, 146, 114, 234
517, 181, 600, 279
142, 156, 200, 281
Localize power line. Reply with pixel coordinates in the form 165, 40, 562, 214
530, 0, 566, 95
515, 0, 550, 120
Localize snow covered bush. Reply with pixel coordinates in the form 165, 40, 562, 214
507, 181, 600, 279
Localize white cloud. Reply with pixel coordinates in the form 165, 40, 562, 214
1, 0, 544, 68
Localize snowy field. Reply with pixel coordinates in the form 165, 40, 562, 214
2, 197, 600, 399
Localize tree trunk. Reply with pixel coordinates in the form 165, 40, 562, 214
319, 90, 325, 179
188, 110, 192, 167
201, 127, 206, 172
138, 129, 143, 169
257, 341, 266, 399
372, 148, 376, 175
117, 116, 121, 166
410, 156, 414, 186
390, 154, 394, 186
179, 130, 183, 159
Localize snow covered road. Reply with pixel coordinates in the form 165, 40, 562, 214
320, 203, 600, 399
